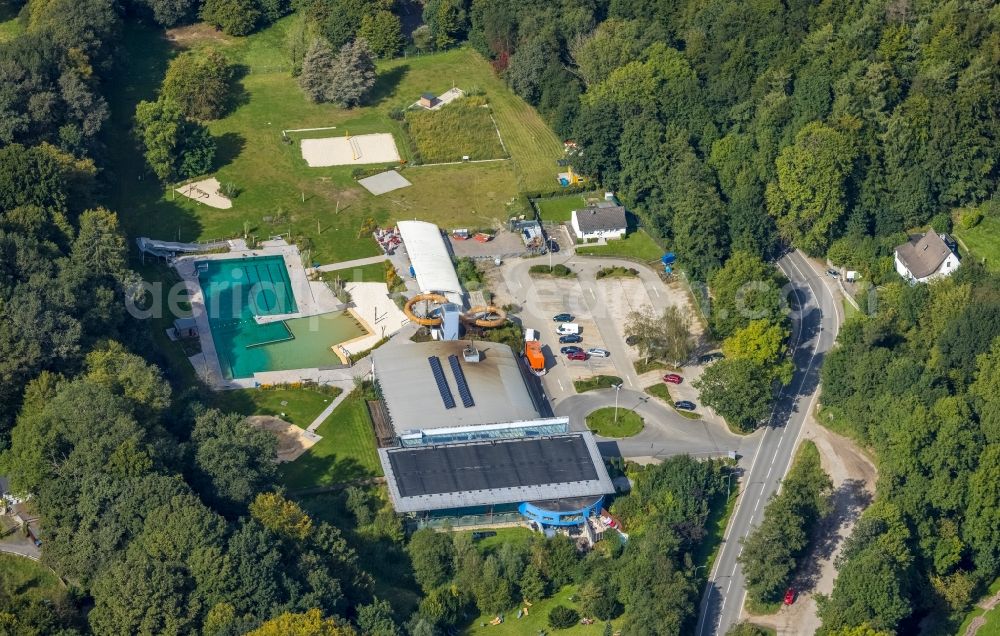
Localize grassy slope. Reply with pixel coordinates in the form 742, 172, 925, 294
278, 392, 382, 489
320, 261, 388, 284
462, 584, 624, 635
208, 387, 339, 427
0, 554, 65, 604
576, 230, 664, 262
954, 215, 1000, 271
105, 19, 563, 264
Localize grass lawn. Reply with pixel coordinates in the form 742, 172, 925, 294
405, 95, 506, 163
0, 554, 65, 604
576, 230, 664, 262
463, 584, 623, 635
535, 194, 586, 222
645, 384, 702, 419
956, 578, 1000, 636
462, 527, 535, 554
103, 19, 564, 268
842, 298, 860, 322
954, 215, 1000, 271
585, 407, 644, 437
278, 392, 382, 489
573, 375, 623, 393
321, 261, 389, 284
208, 386, 340, 427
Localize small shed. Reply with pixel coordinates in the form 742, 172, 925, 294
173, 317, 199, 338
419, 92, 437, 109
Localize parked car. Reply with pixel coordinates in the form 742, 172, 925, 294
560, 346, 583, 355
674, 400, 696, 411
826, 269, 840, 278
552, 313, 573, 322
559, 334, 582, 344
784, 588, 797, 605
663, 373, 683, 384
556, 322, 581, 336
625, 335, 639, 346
547, 238, 560, 253
697, 352, 725, 364
567, 351, 588, 361
587, 348, 611, 358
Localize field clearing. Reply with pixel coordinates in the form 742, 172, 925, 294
405, 95, 506, 163
105, 20, 562, 265
954, 215, 1000, 271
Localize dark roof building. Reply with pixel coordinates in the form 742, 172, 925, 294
379, 433, 614, 514
894, 231, 960, 282
571, 205, 627, 237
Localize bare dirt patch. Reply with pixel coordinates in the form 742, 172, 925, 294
246, 415, 320, 462
165, 23, 234, 48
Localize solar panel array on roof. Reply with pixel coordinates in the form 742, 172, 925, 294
387, 436, 600, 498
428, 356, 455, 409
448, 354, 475, 408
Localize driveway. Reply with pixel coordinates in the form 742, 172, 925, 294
497, 254, 746, 462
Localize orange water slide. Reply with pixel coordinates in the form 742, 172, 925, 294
402, 293, 448, 326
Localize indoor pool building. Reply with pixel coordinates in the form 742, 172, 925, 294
373, 340, 615, 527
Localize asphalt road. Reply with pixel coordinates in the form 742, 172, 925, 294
695, 249, 843, 636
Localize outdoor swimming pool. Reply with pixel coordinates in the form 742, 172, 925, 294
197, 256, 366, 379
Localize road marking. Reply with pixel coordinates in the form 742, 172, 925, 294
589, 288, 596, 299
557, 379, 564, 392
698, 250, 837, 636
626, 375, 633, 387
651, 286, 660, 298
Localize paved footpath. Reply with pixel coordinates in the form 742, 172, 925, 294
306, 380, 357, 433
316, 255, 388, 273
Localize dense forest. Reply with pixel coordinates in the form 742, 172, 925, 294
0, 0, 998, 633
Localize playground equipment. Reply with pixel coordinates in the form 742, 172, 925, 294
556, 165, 587, 187
402, 294, 508, 329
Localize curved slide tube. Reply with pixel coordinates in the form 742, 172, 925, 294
402, 295, 508, 328
464, 305, 507, 328
403, 293, 449, 326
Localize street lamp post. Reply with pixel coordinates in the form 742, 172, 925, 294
613, 383, 623, 425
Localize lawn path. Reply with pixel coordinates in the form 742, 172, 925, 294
306, 380, 355, 433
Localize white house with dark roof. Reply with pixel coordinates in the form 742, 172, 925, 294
894, 231, 960, 283
571, 203, 627, 240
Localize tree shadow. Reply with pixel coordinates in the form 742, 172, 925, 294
213, 132, 246, 170
369, 64, 409, 106
226, 64, 252, 114
792, 478, 873, 593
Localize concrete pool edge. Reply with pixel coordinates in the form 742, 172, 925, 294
172, 240, 398, 390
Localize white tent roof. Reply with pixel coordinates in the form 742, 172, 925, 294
397, 220, 462, 295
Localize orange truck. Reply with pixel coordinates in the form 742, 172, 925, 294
524, 329, 545, 376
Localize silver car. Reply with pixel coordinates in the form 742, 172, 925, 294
587, 348, 611, 358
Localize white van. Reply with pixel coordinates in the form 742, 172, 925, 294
556, 323, 580, 336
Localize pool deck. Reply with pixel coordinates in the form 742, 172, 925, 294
175, 240, 407, 390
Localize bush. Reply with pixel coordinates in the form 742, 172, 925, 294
548, 605, 579, 629
961, 208, 984, 229
528, 264, 575, 277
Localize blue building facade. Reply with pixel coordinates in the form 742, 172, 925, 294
518, 495, 605, 527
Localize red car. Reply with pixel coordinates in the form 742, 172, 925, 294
663, 373, 683, 384
567, 351, 588, 361
784, 588, 797, 605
